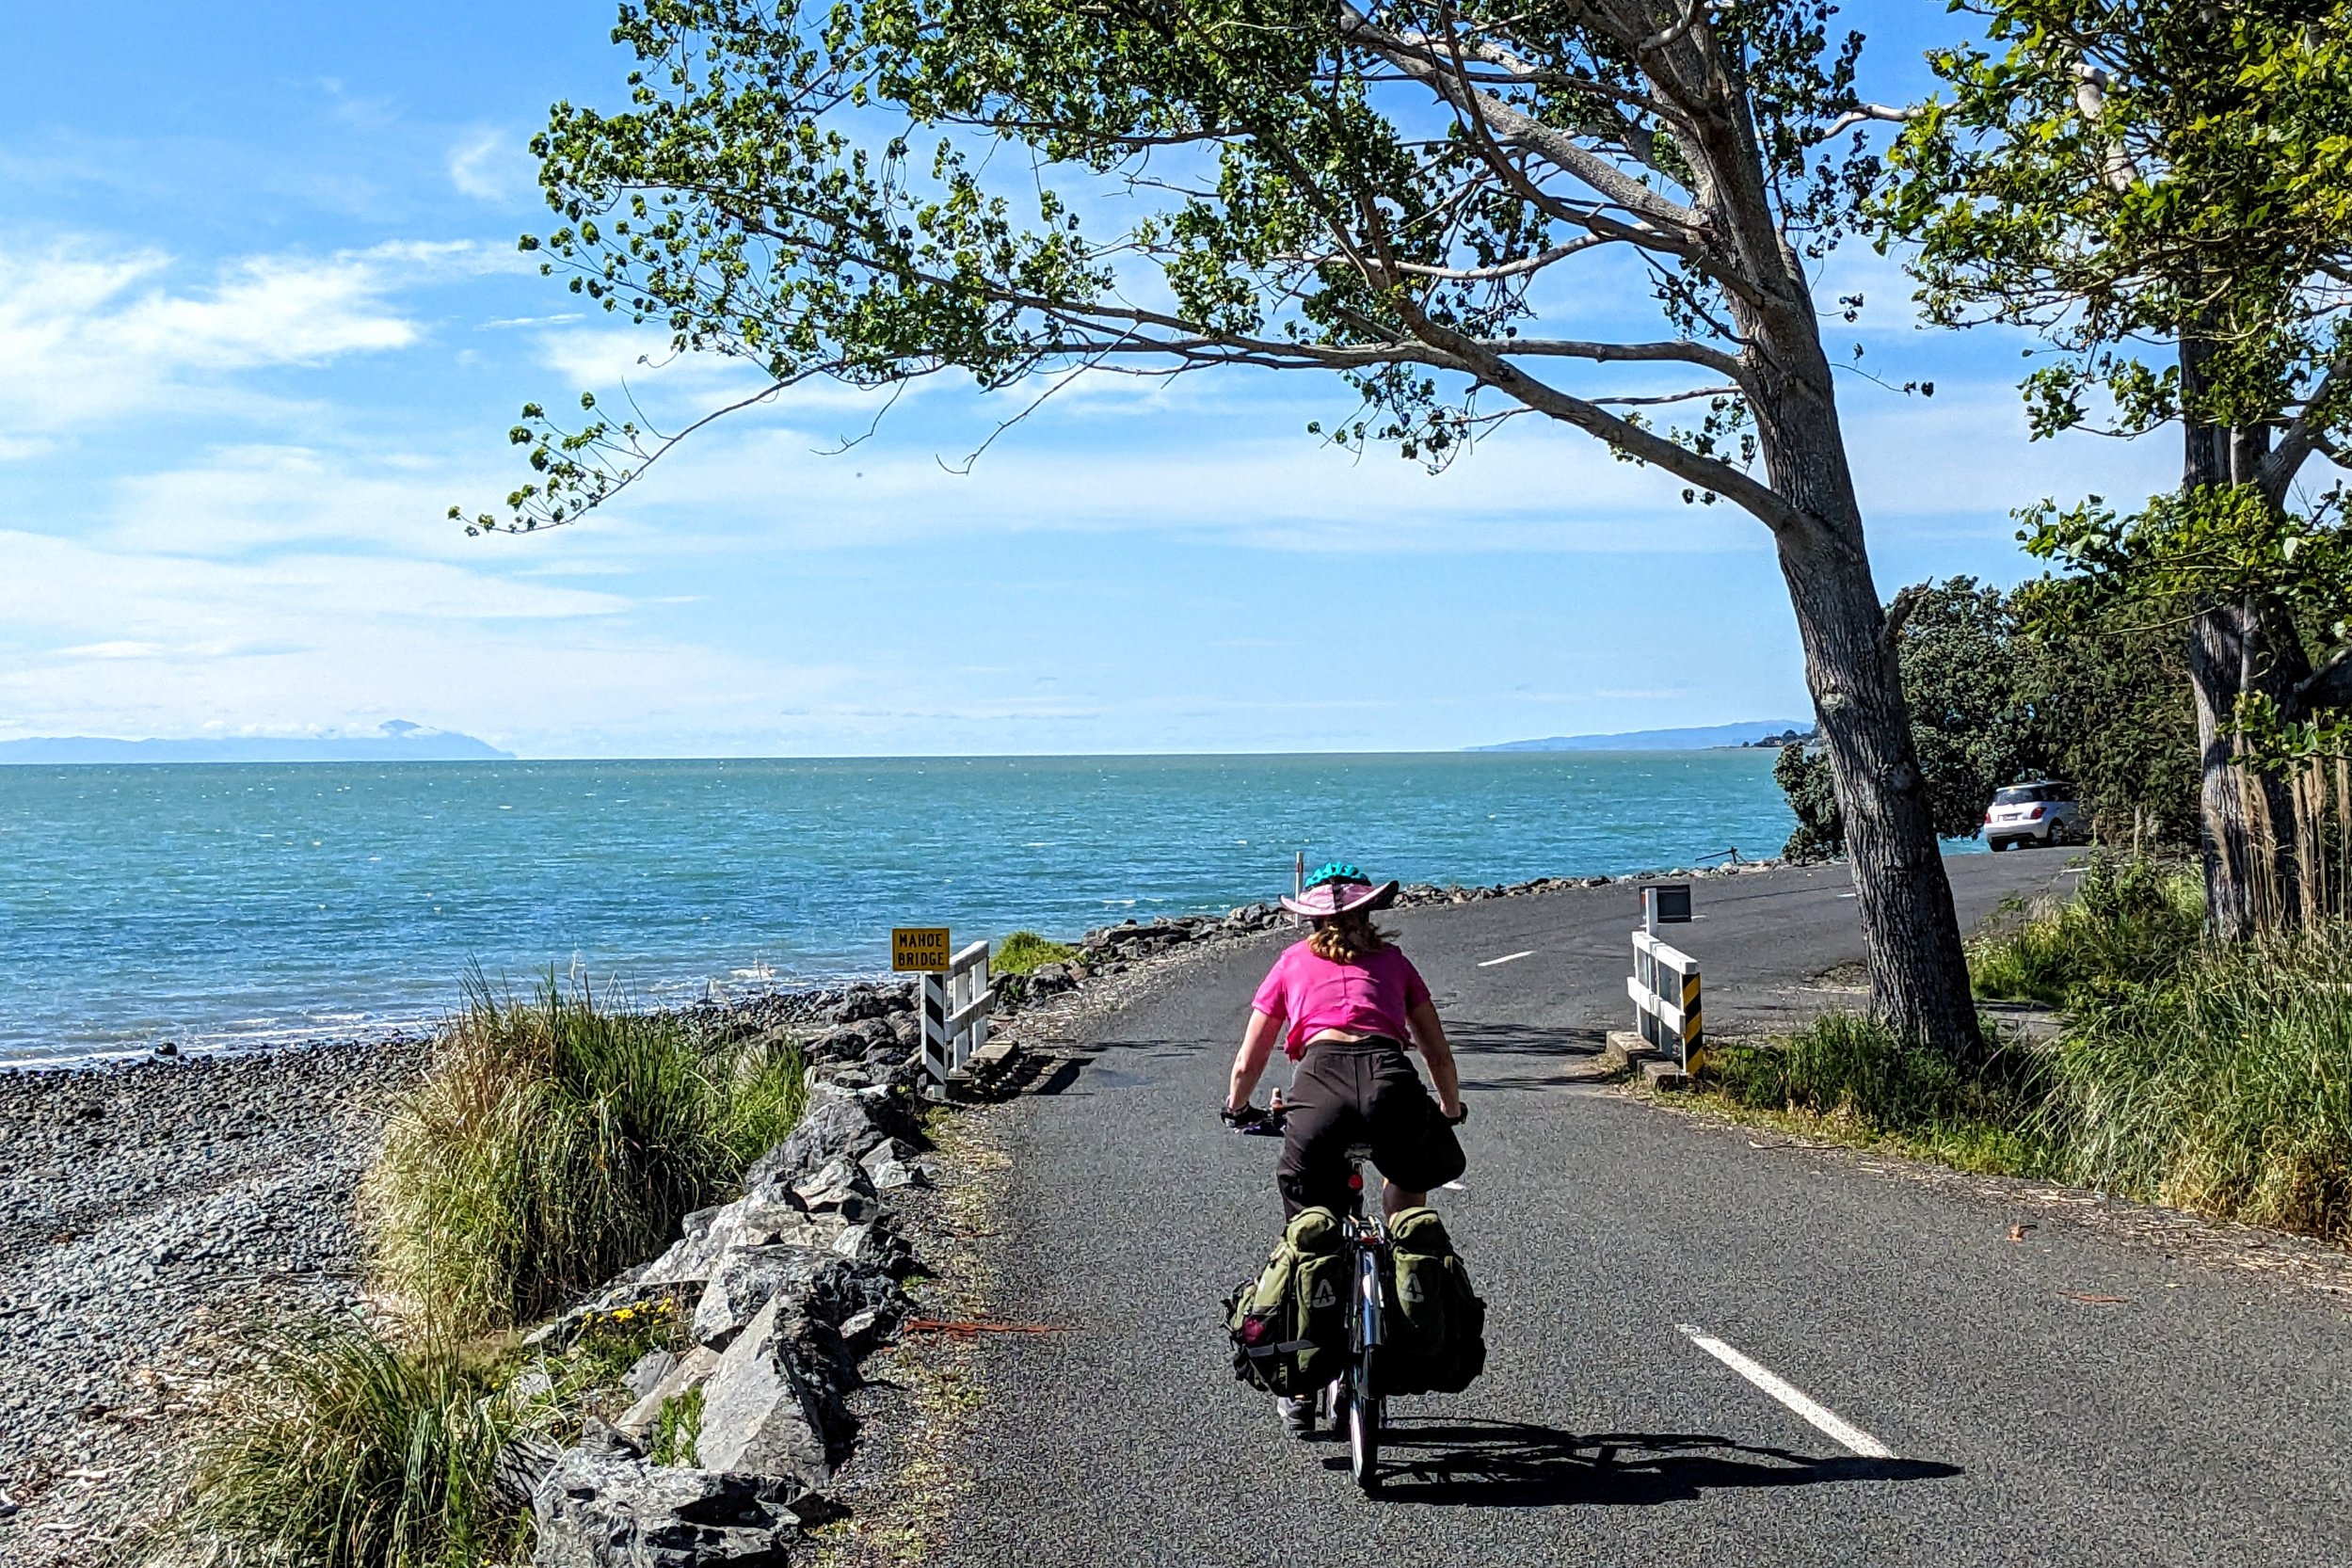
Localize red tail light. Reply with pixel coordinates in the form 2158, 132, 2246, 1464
1347, 1172, 1365, 1192
2027, 806, 2046, 821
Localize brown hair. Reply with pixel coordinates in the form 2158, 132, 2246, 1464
1308, 909, 1388, 964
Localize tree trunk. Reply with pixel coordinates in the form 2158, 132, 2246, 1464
1748, 353, 1980, 1055
2188, 601, 2266, 940
2179, 341, 2308, 936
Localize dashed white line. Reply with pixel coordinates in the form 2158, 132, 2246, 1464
1676, 1324, 1896, 1459
1477, 950, 1536, 968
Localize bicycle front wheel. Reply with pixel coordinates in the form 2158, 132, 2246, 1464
1347, 1368, 1381, 1492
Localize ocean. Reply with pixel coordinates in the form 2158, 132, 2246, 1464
0, 751, 1823, 1065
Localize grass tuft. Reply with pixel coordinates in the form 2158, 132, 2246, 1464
367, 975, 806, 1335
179, 1317, 528, 1568
992, 930, 1078, 975
1970, 853, 2204, 1005
1698, 1013, 2057, 1176
2043, 927, 2352, 1241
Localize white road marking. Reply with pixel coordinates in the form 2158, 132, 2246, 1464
1478, 950, 1536, 968
1441, 1180, 1467, 1191
1676, 1324, 1896, 1459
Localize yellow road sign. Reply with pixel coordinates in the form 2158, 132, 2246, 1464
892, 927, 952, 972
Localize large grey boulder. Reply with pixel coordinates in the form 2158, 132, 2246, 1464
691, 1245, 835, 1349
531, 1448, 820, 1567
792, 1158, 878, 1224
639, 1194, 844, 1288
694, 1297, 859, 1485
743, 1098, 899, 1195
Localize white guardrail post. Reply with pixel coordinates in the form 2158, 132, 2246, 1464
927, 939, 995, 1084
1626, 930, 1704, 1072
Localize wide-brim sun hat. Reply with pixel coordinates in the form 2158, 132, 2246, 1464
1280, 861, 1400, 919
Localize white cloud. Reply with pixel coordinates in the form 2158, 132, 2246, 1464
0, 235, 517, 442
447, 128, 524, 200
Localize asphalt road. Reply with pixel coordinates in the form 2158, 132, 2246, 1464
933, 854, 2352, 1567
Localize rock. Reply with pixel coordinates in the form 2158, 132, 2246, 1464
616, 1345, 722, 1439
827, 990, 891, 1025
792, 1159, 878, 1224
865, 1159, 930, 1192
624, 1350, 678, 1401
857, 1137, 921, 1176
693, 1297, 859, 1485
837, 1306, 889, 1356
641, 1197, 843, 1288
1026, 962, 1074, 995
743, 1097, 897, 1195
152, 1041, 178, 1057
692, 1244, 836, 1349
830, 1222, 915, 1276
530, 1448, 818, 1567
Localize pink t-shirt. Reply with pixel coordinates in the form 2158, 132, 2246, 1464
1250, 940, 1432, 1059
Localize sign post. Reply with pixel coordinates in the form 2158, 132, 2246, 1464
893, 927, 953, 1081
1628, 885, 1703, 1073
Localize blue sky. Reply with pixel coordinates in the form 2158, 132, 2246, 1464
0, 1, 2187, 757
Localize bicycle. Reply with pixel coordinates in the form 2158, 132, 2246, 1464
1226, 1101, 1416, 1493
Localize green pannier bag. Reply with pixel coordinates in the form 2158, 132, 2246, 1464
1382, 1207, 1486, 1395
1224, 1206, 1349, 1396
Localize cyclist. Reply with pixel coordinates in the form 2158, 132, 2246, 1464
1224, 862, 1466, 1437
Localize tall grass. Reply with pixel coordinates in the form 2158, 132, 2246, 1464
2043, 927, 2352, 1241
1970, 853, 2205, 1005
1701, 1013, 2056, 1175
368, 977, 807, 1335
179, 1317, 527, 1568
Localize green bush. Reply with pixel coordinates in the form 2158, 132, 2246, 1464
993, 930, 1078, 975
368, 977, 806, 1334
1971, 854, 2204, 1005
180, 1317, 528, 1568
2042, 927, 2352, 1241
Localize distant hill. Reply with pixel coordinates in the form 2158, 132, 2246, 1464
0, 721, 513, 764
1469, 720, 1814, 753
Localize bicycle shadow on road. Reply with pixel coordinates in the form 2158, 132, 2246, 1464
1341, 1419, 1959, 1507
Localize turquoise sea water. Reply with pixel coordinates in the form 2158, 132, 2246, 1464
0, 751, 1816, 1064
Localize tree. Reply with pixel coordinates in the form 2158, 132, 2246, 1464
1776, 574, 2199, 861
1882, 0, 2352, 936
478, 0, 1985, 1051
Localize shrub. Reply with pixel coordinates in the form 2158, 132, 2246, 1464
2042, 926, 2352, 1240
1970, 853, 2204, 1005
993, 930, 1078, 975
180, 1317, 528, 1568
368, 977, 805, 1334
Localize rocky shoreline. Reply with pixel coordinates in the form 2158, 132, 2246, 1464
0, 858, 1779, 1564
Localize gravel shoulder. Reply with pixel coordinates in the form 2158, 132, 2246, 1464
0, 1040, 430, 1564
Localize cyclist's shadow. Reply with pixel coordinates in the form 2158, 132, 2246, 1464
1338, 1420, 1959, 1507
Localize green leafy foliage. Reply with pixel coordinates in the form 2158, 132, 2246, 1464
458, 0, 1915, 534
649, 1385, 706, 1468
992, 930, 1076, 975
179, 1318, 531, 1568
1883, 0, 2352, 448
367, 978, 807, 1335
1774, 575, 2196, 859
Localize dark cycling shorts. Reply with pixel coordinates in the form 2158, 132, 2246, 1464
1277, 1037, 1465, 1216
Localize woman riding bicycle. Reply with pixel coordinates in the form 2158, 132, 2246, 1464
1223, 863, 1467, 1222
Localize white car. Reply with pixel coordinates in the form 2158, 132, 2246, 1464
1984, 781, 2085, 851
